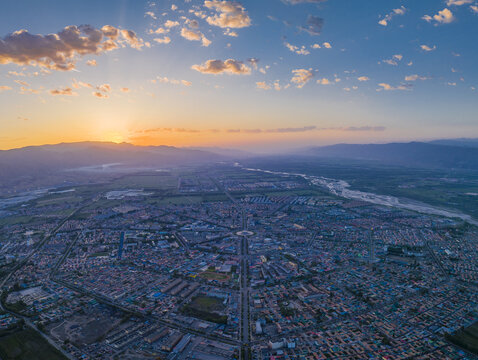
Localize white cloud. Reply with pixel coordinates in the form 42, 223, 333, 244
154, 36, 171, 44
446, 0, 472, 5
204, 0, 251, 28
377, 83, 412, 91
322, 42, 332, 49
378, 6, 407, 26
180, 28, 211, 47
357, 76, 369, 81
291, 68, 314, 88
317, 78, 330, 85
405, 74, 429, 81
256, 81, 271, 90
164, 20, 180, 28
192, 59, 251, 75
422, 8, 454, 24
145, 11, 157, 19
224, 29, 238, 37
421, 44, 437, 51
285, 42, 310, 55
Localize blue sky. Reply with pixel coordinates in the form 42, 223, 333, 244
0, 0, 477, 151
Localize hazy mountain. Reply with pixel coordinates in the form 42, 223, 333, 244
184, 146, 256, 158
428, 138, 478, 148
0, 142, 225, 194
303, 142, 478, 170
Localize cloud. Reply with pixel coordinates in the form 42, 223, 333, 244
171, 4, 178, 11
378, 6, 406, 26
382, 54, 403, 66
15, 79, 29, 86
317, 78, 330, 85
285, 42, 310, 55
343, 126, 386, 132
256, 81, 271, 90
180, 28, 211, 46
145, 11, 157, 19
291, 68, 314, 88
204, 0, 252, 28
0, 85, 12, 92
120, 87, 130, 93
422, 8, 454, 24
133, 125, 386, 139
86, 59, 97, 66
420, 44, 436, 51
471, 5, 478, 12
120, 29, 145, 49
72, 79, 93, 88
92, 91, 108, 98
154, 76, 192, 86
150, 27, 169, 35
357, 76, 369, 81
192, 59, 251, 75
377, 83, 412, 91
0, 25, 143, 71
267, 126, 316, 133
154, 36, 171, 44
446, 0, 472, 5
299, 15, 324, 35
96, 84, 111, 93
322, 42, 332, 49
164, 20, 180, 28
224, 29, 238, 37
404, 74, 429, 81
50, 87, 77, 96
8, 71, 26, 77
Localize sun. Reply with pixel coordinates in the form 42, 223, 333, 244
103, 132, 125, 144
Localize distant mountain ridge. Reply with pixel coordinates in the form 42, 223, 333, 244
303, 141, 478, 170
428, 138, 478, 148
0, 142, 228, 194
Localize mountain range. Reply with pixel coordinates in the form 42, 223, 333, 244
302, 141, 478, 170
2, 139, 478, 195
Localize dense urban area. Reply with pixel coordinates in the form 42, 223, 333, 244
0, 164, 477, 360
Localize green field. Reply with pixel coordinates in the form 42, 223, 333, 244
107, 174, 178, 190
447, 321, 478, 355
199, 271, 230, 281
0, 328, 66, 360
180, 295, 227, 324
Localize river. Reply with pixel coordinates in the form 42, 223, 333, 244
244, 167, 478, 226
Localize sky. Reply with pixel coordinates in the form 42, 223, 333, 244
0, 0, 477, 152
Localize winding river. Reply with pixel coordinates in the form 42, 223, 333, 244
244, 167, 478, 226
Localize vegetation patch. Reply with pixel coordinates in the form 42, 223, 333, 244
180, 295, 227, 324
0, 327, 66, 360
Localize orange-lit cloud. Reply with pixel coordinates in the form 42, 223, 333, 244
291, 69, 314, 88
0, 25, 142, 71
204, 0, 252, 29
50, 87, 77, 96
192, 59, 251, 74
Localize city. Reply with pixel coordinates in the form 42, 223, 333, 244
0, 164, 476, 359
